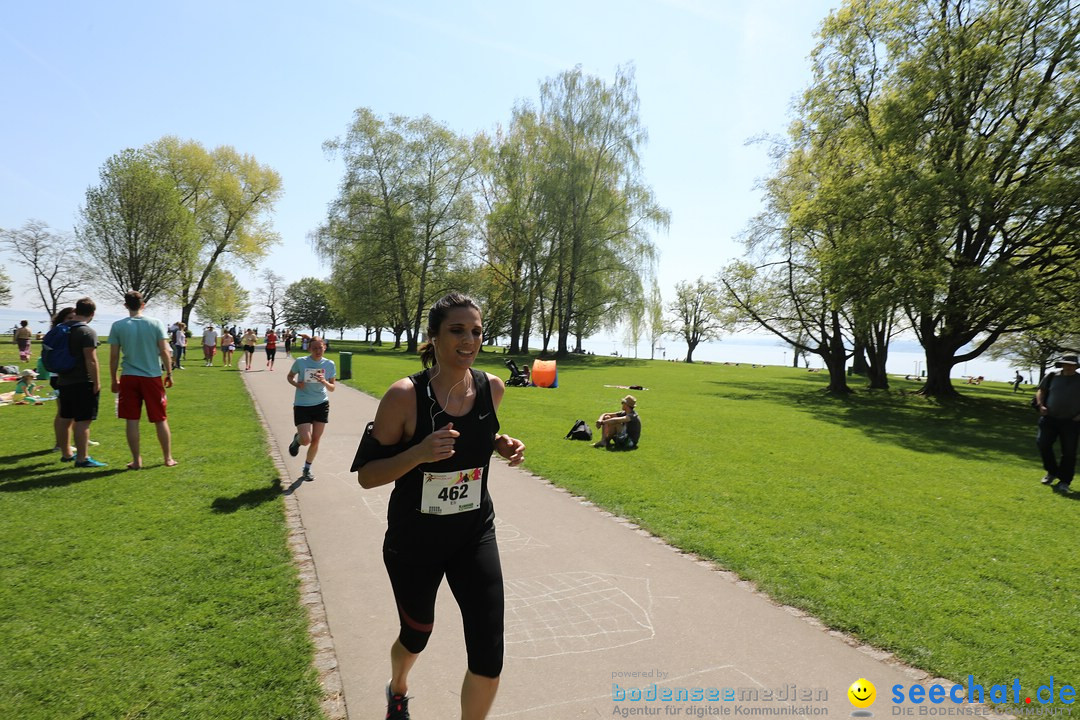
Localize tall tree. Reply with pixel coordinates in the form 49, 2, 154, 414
0, 220, 90, 317
194, 268, 250, 329
647, 279, 665, 360
406, 116, 477, 349
254, 268, 287, 330
283, 278, 335, 336
721, 136, 862, 394
985, 299, 1080, 381
0, 267, 11, 307
78, 149, 195, 304
807, 0, 1080, 397
318, 109, 417, 350
668, 277, 728, 364
318, 109, 476, 352
149, 137, 282, 327
535, 65, 668, 356
476, 110, 552, 354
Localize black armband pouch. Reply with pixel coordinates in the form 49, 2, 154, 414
351, 421, 404, 472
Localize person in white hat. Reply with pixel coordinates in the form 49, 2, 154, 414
201, 325, 218, 366
594, 394, 642, 450
1035, 354, 1080, 492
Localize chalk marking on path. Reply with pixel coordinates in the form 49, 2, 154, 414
503, 571, 654, 658
495, 518, 548, 553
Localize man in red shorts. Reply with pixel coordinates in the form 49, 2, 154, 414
108, 291, 177, 470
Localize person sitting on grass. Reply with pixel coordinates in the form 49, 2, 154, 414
13, 369, 42, 404
594, 394, 641, 450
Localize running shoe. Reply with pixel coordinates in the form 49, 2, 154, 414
289, 433, 300, 457
301, 469, 315, 483
74, 457, 107, 468
385, 682, 410, 720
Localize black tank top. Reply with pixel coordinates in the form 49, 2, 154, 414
384, 368, 500, 553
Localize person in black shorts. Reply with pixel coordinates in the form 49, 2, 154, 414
286, 337, 335, 482
354, 293, 525, 720
56, 297, 107, 468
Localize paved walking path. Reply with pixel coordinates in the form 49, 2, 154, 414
242, 360, 960, 719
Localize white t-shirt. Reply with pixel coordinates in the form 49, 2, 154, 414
203, 329, 218, 346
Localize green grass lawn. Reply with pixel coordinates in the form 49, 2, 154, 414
338, 344, 1078, 708
0, 347, 323, 719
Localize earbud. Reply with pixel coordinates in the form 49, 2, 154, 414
427, 384, 434, 399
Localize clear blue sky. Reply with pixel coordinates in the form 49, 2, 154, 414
0, 0, 840, 319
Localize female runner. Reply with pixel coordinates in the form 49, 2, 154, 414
354, 292, 525, 720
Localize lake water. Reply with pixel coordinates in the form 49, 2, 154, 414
0, 306, 1030, 383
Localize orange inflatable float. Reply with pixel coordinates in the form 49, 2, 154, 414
531, 360, 558, 388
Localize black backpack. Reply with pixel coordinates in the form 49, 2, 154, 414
41, 321, 86, 373
565, 419, 592, 441
1032, 373, 1056, 411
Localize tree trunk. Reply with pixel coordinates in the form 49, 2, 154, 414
865, 345, 889, 390
685, 341, 698, 363
920, 346, 960, 398
851, 339, 869, 375
866, 362, 889, 390
821, 311, 851, 393
509, 314, 521, 354
822, 353, 851, 394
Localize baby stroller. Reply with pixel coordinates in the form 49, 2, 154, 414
504, 359, 531, 387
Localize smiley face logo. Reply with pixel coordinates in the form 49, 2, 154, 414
848, 678, 877, 709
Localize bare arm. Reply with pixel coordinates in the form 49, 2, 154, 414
487, 373, 525, 466
85, 346, 100, 395
158, 338, 173, 386
109, 344, 121, 389
357, 380, 459, 489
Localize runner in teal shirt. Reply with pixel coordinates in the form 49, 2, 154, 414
286, 337, 336, 482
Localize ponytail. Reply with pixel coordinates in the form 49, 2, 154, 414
420, 341, 436, 369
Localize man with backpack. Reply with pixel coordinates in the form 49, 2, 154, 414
1036, 354, 1080, 493
51, 297, 106, 468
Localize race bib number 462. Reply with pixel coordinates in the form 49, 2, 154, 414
421, 467, 482, 515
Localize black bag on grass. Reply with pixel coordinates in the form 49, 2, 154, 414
565, 419, 592, 441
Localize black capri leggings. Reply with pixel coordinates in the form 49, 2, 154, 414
383, 530, 504, 678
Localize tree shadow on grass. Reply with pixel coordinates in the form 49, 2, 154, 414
211, 474, 282, 514
708, 379, 1038, 464
0, 462, 127, 491
0, 449, 56, 464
